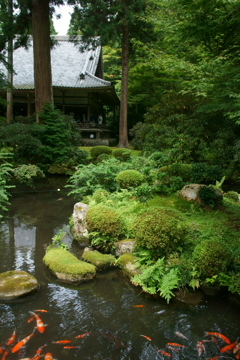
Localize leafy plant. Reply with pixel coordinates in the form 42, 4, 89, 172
0, 152, 15, 214
198, 186, 222, 208
46, 227, 69, 251
134, 183, 154, 204
224, 191, 239, 202
13, 165, 45, 187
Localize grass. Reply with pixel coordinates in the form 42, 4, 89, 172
79, 146, 141, 157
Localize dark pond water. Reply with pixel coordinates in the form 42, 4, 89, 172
0, 177, 239, 360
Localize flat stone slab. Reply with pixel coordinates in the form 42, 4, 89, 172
43, 248, 96, 284
0, 270, 39, 300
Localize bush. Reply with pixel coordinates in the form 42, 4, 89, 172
96, 153, 111, 163
116, 170, 144, 188
113, 148, 132, 161
148, 152, 171, 167
192, 239, 231, 278
198, 186, 223, 208
86, 204, 126, 252
224, 191, 239, 202
133, 207, 190, 256
90, 146, 112, 160
158, 163, 192, 181
92, 189, 109, 204
190, 163, 223, 184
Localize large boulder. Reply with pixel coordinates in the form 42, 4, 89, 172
117, 253, 140, 278
71, 202, 90, 245
43, 248, 96, 283
82, 248, 116, 270
115, 239, 135, 256
0, 270, 39, 300
179, 184, 222, 204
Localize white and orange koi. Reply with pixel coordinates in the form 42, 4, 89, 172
6, 329, 16, 346
29, 311, 46, 333
11, 329, 35, 353
196, 340, 205, 357
175, 331, 188, 341
44, 353, 54, 360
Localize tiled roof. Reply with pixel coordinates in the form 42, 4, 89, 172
1, 36, 113, 90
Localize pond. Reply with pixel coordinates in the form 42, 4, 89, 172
0, 177, 239, 360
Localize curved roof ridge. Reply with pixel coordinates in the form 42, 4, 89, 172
85, 71, 112, 86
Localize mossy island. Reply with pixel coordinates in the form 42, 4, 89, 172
0, 270, 39, 300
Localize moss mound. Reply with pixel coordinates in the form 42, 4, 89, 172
113, 148, 132, 161
90, 146, 112, 160
43, 248, 96, 282
116, 169, 144, 188
82, 250, 116, 270
0, 270, 39, 300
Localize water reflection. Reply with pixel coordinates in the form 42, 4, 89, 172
0, 178, 239, 359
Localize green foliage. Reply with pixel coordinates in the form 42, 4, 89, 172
192, 239, 231, 278
86, 204, 126, 252
134, 183, 153, 204
0, 152, 14, 214
116, 170, 144, 188
129, 122, 145, 150
133, 207, 189, 255
92, 188, 110, 204
198, 186, 222, 208
96, 153, 111, 163
148, 152, 171, 168
46, 228, 69, 252
112, 148, 132, 161
13, 165, 45, 187
131, 257, 180, 303
190, 163, 223, 184
224, 191, 239, 203
90, 146, 113, 161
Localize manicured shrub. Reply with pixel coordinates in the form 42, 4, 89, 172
224, 191, 239, 202
90, 146, 112, 160
192, 239, 231, 278
113, 148, 132, 161
116, 169, 144, 188
86, 204, 126, 252
92, 189, 109, 203
133, 207, 190, 255
96, 153, 111, 163
198, 186, 223, 208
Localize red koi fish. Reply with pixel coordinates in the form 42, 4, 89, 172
75, 332, 91, 339
196, 340, 205, 357
1, 350, 9, 360
28, 317, 35, 323
7, 329, 16, 346
204, 332, 231, 345
0, 347, 4, 355
52, 340, 72, 344
236, 353, 240, 360
44, 353, 53, 360
175, 332, 188, 341
220, 341, 238, 353
34, 310, 48, 313
156, 349, 172, 357
140, 335, 152, 341
32, 344, 47, 360
63, 346, 79, 349
166, 342, 186, 348
29, 311, 45, 333
12, 329, 35, 353
207, 356, 220, 360
133, 305, 144, 308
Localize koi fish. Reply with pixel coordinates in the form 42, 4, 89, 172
166, 345, 179, 352
236, 353, 240, 360
75, 332, 91, 339
1, 350, 9, 360
156, 349, 172, 357
211, 336, 220, 348
52, 340, 72, 344
196, 341, 205, 357
166, 342, 186, 348
12, 329, 35, 353
155, 310, 165, 314
63, 346, 79, 349
32, 344, 47, 359
220, 340, 238, 353
204, 332, 231, 345
44, 353, 53, 360
7, 329, 16, 346
29, 311, 46, 333
99, 329, 127, 349
140, 335, 152, 341
175, 331, 188, 341
28, 317, 35, 323
207, 356, 220, 360
234, 343, 240, 354
34, 310, 48, 313
0, 347, 4, 355
133, 305, 144, 308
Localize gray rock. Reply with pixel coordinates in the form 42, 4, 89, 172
115, 239, 135, 256
0, 270, 39, 300
72, 202, 90, 243
179, 184, 222, 204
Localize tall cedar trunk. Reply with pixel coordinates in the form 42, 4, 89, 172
118, 14, 129, 148
32, 0, 53, 123
6, 0, 13, 123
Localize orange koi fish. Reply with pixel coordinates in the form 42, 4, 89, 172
1, 350, 9, 360
156, 349, 172, 357
28, 317, 35, 323
44, 353, 53, 360
196, 341, 205, 357
220, 341, 237, 353
133, 305, 145, 308
175, 332, 188, 341
166, 345, 179, 352
32, 344, 47, 359
63, 346, 79, 349
140, 335, 152, 341
34, 310, 48, 313
7, 329, 16, 346
29, 311, 45, 333
52, 340, 72, 344
236, 353, 240, 360
0, 347, 3, 355
233, 343, 240, 354
204, 332, 231, 345
75, 332, 91, 339
207, 356, 220, 360
166, 343, 186, 348
12, 329, 35, 353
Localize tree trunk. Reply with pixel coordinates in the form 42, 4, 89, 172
6, 0, 13, 123
118, 12, 129, 148
32, 0, 53, 123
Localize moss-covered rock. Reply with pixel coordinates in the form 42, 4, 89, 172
0, 270, 39, 300
82, 248, 116, 270
115, 239, 136, 256
117, 253, 140, 278
43, 248, 96, 283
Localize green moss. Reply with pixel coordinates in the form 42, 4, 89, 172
43, 248, 96, 275
116, 170, 144, 188
82, 250, 116, 269
118, 253, 135, 267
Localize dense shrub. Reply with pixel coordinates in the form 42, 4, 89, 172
113, 148, 132, 161
86, 204, 126, 252
96, 153, 111, 163
133, 207, 190, 256
192, 239, 231, 278
190, 163, 223, 184
198, 186, 223, 208
116, 170, 144, 188
224, 191, 239, 202
158, 163, 192, 181
148, 151, 171, 167
92, 189, 109, 203
90, 146, 112, 160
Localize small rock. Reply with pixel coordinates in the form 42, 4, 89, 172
0, 270, 39, 300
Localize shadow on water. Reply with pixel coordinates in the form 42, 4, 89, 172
0, 176, 239, 360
